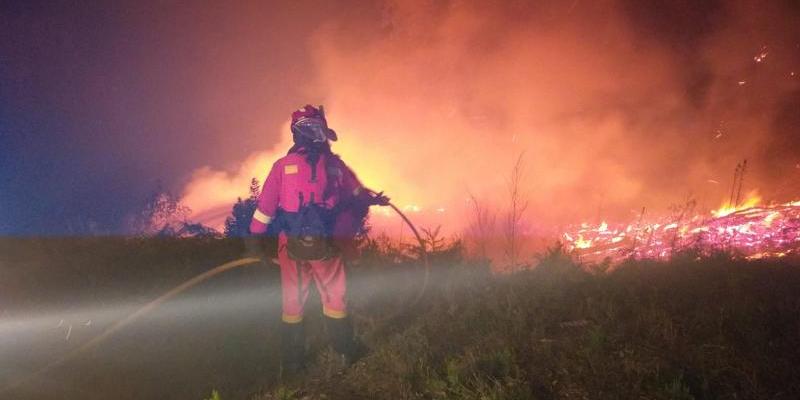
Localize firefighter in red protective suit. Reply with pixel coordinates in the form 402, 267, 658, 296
245, 105, 387, 374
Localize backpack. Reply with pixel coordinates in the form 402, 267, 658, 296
283, 197, 336, 261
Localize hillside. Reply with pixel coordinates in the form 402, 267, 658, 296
2, 238, 800, 399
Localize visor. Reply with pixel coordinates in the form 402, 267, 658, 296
292, 117, 337, 142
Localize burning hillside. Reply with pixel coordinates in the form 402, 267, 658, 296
562, 196, 800, 265
177, 1, 799, 249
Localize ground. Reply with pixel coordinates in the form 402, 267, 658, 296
2, 237, 800, 399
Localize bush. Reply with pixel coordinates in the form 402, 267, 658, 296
259, 242, 800, 399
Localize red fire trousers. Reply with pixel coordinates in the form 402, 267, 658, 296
277, 235, 347, 324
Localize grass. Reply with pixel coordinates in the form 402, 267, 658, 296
259, 242, 800, 399
2, 237, 800, 399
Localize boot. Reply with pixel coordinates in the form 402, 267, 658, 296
325, 316, 364, 367
280, 322, 306, 376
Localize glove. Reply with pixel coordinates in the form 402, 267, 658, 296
369, 191, 391, 206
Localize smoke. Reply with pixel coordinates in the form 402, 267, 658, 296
179, 123, 293, 229
181, 0, 800, 235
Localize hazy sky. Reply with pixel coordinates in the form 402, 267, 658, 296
1, 1, 350, 233
1, 1, 798, 235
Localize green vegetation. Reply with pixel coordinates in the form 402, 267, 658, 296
259, 241, 800, 399
205, 389, 222, 400
2, 237, 800, 399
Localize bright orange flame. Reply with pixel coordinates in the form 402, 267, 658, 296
574, 234, 593, 249
174, 1, 800, 251
712, 191, 762, 217
763, 211, 780, 227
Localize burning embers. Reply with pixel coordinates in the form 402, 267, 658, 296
562, 197, 800, 265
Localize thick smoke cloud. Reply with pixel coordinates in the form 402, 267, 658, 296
182, 0, 800, 234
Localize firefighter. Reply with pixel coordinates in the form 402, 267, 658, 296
245, 105, 387, 374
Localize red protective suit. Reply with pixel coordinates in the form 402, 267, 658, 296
249, 148, 365, 324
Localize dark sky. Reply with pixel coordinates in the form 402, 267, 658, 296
1, 1, 364, 234
1, 1, 798, 235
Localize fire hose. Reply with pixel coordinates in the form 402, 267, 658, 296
2, 192, 429, 393
366, 188, 431, 309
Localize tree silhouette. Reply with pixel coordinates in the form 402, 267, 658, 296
224, 178, 261, 237
130, 183, 191, 235
130, 182, 220, 237
176, 222, 220, 238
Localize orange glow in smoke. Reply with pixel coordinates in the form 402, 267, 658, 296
176, 1, 800, 255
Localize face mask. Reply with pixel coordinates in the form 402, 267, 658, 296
292, 117, 328, 143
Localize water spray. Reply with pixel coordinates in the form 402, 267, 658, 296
2, 191, 429, 393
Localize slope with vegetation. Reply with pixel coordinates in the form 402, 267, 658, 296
2, 237, 800, 399
256, 240, 800, 400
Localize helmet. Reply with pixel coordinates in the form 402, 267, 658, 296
290, 105, 338, 144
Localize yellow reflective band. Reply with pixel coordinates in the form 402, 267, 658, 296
282, 314, 303, 324
253, 209, 271, 224
323, 306, 347, 319
284, 164, 298, 174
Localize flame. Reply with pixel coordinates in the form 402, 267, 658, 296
170, 1, 799, 251
574, 234, 593, 249
763, 211, 780, 227
712, 191, 762, 218
563, 191, 800, 265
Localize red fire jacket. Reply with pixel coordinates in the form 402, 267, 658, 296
249, 149, 368, 257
